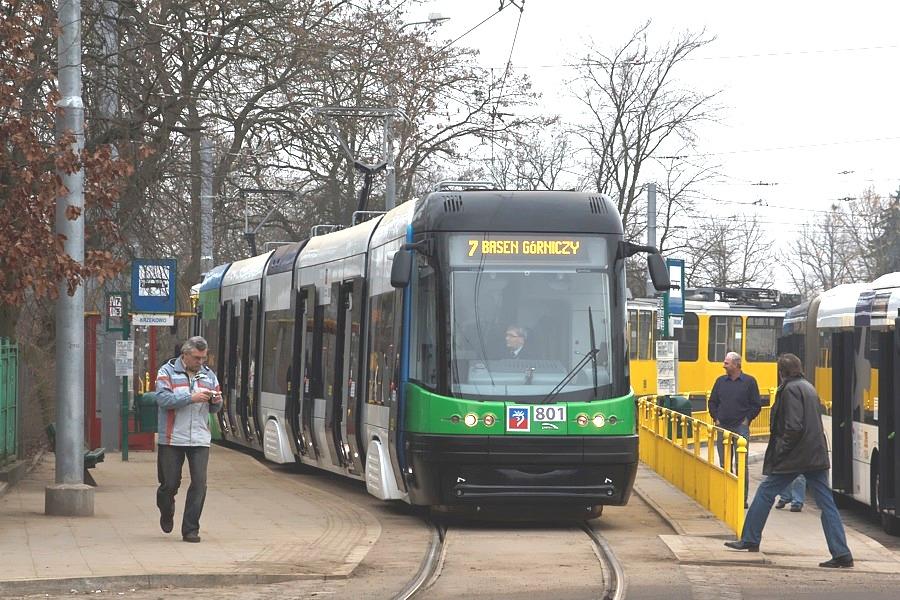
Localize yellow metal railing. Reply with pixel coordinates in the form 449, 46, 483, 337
638, 396, 747, 535
680, 389, 774, 438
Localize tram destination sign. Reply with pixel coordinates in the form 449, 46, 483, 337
450, 234, 604, 267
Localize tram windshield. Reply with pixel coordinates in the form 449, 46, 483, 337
447, 234, 624, 402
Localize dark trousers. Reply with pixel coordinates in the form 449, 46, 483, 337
157, 444, 209, 536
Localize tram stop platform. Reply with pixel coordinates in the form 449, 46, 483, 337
3, 441, 900, 597
633, 447, 900, 574
0, 445, 380, 597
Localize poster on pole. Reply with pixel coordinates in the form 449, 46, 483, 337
115, 340, 134, 377
656, 340, 678, 396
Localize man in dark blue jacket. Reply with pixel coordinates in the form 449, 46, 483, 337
708, 351, 761, 502
724, 353, 853, 568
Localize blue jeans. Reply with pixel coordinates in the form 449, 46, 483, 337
716, 422, 750, 499
741, 469, 851, 559
779, 474, 806, 507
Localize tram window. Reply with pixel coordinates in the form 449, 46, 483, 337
262, 309, 293, 395
746, 316, 783, 363
411, 258, 438, 388
247, 298, 259, 402
708, 316, 742, 362
322, 284, 340, 402
367, 290, 402, 405
674, 312, 699, 361
204, 313, 219, 371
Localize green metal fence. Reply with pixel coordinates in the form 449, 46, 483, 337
1, 338, 19, 465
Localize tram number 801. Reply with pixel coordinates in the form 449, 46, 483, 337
533, 406, 566, 422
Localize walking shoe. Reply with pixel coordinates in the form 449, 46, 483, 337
819, 555, 853, 568
775, 498, 787, 509
790, 504, 803, 512
160, 513, 174, 534
724, 540, 759, 552
182, 532, 201, 543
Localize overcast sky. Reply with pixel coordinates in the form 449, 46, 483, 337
408, 1, 900, 284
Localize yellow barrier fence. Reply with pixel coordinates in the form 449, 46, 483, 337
680, 389, 774, 438
638, 396, 747, 536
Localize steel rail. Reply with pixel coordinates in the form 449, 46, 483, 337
582, 522, 627, 600
392, 520, 446, 600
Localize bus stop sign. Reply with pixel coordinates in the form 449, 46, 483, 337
131, 259, 177, 314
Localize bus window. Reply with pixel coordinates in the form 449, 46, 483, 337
746, 316, 783, 363
708, 316, 742, 362
817, 331, 831, 368
674, 312, 698, 361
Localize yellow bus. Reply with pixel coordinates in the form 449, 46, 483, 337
628, 288, 796, 409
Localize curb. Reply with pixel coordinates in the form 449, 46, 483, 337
0, 572, 350, 597
632, 482, 685, 536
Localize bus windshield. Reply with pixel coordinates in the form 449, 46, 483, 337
447, 234, 622, 402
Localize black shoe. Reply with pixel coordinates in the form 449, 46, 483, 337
790, 504, 803, 512
819, 555, 853, 568
160, 513, 174, 534
724, 540, 759, 552
775, 498, 787, 509
182, 532, 201, 543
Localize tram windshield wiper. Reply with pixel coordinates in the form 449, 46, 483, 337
540, 347, 600, 405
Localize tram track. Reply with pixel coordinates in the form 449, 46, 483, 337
396, 517, 625, 600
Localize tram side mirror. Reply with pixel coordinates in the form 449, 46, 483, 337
647, 253, 671, 292
391, 249, 413, 288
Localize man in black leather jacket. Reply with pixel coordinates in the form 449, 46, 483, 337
723, 353, 854, 568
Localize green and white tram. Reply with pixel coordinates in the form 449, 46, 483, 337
196, 186, 669, 508
779, 273, 900, 534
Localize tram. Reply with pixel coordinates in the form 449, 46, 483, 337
194, 185, 669, 509
778, 273, 900, 534
628, 287, 795, 407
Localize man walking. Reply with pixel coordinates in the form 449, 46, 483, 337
708, 351, 761, 502
724, 353, 853, 568
155, 336, 222, 543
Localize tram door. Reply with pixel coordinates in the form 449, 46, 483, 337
323, 282, 346, 468
302, 286, 322, 459
287, 287, 309, 457
831, 330, 856, 492
217, 301, 232, 436
246, 296, 263, 446
340, 280, 365, 475
223, 300, 239, 437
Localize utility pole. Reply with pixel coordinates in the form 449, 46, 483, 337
645, 182, 657, 298
200, 138, 214, 273
47, 0, 93, 516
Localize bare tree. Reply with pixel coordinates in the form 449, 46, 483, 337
572, 21, 718, 239
683, 214, 773, 288
782, 188, 899, 297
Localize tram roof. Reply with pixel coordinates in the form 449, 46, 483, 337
266, 240, 307, 275
199, 262, 231, 292
221, 251, 273, 286
412, 190, 624, 235
298, 215, 382, 268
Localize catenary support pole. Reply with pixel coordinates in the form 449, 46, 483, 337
200, 138, 214, 273
47, 0, 94, 517
645, 183, 657, 298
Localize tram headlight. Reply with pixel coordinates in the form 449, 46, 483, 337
464, 413, 479, 427
483, 413, 496, 427
576, 414, 589, 427
592, 414, 606, 428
